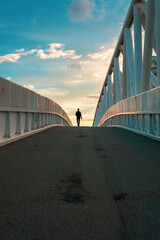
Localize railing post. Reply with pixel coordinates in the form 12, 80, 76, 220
114, 58, 122, 103
36, 113, 40, 129
133, 5, 142, 94
104, 86, 108, 113
122, 34, 127, 100
16, 112, 21, 135
97, 105, 100, 125
101, 95, 104, 118
113, 69, 116, 105
41, 113, 44, 127
155, 0, 160, 86
31, 113, 35, 130
141, 0, 155, 92
5, 112, 10, 138
24, 112, 29, 132
108, 75, 113, 108
45, 113, 47, 126
125, 28, 135, 97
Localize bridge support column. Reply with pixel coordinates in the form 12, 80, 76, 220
141, 0, 155, 92
108, 75, 113, 108
134, 5, 142, 94
41, 113, 44, 127
31, 113, 35, 130
101, 95, 104, 118
104, 86, 108, 113
155, 0, 160, 86
114, 58, 122, 103
125, 28, 135, 97
122, 34, 127, 100
5, 112, 10, 138
36, 113, 40, 129
45, 114, 47, 126
16, 112, 21, 135
97, 106, 100, 125
24, 112, 29, 132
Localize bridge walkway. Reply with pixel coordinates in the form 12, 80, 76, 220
0, 126, 160, 240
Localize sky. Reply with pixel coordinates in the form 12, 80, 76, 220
0, 0, 130, 126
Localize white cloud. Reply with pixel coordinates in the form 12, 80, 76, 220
6, 77, 12, 80
66, 79, 84, 85
0, 43, 81, 64
22, 49, 37, 56
68, 0, 95, 22
93, 71, 106, 78
36, 88, 70, 99
0, 53, 21, 63
0, 49, 37, 64
87, 95, 99, 99
74, 74, 82, 78
23, 84, 35, 90
88, 42, 116, 61
37, 43, 82, 60
16, 48, 25, 52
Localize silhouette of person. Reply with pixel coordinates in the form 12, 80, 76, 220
75, 108, 82, 126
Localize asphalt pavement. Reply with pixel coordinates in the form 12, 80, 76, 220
0, 126, 160, 240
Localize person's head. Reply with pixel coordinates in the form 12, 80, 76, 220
77, 108, 79, 111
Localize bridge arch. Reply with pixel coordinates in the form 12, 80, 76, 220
93, 0, 160, 140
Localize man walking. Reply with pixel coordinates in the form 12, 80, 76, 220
75, 108, 82, 126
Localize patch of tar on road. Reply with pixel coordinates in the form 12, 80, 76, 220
100, 154, 108, 158
77, 135, 87, 138
55, 173, 86, 204
114, 193, 128, 202
95, 148, 106, 151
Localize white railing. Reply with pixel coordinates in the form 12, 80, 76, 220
0, 76, 72, 145
99, 87, 160, 139
93, 0, 160, 139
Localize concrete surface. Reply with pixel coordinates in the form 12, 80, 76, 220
0, 126, 159, 240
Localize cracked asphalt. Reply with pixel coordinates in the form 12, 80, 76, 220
0, 126, 160, 240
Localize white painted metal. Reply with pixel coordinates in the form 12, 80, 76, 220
114, 58, 122, 103
93, 0, 160, 140
0, 77, 72, 143
133, 5, 142, 94
150, 72, 158, 88
108, 75, 113, 108
101, 95, 104, 118
98, 87, 160, 140
104, 86, 108, 113
155, 0, 160, 86
125, 28, 135, 97
122, 34, 127, 100
141, 0, 155, 92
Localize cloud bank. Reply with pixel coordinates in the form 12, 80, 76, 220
37, 43, 82, 60
0, 44, 82, 64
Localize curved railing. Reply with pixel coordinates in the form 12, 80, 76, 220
99, 87, 160, 139
0, 76, 72, 145
93, 0, 160, 140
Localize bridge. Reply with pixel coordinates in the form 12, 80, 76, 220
0, 1, 160, 240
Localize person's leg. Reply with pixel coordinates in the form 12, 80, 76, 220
77, 118, 80, 126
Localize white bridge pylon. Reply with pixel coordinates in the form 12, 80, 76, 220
93, 0, 160, 140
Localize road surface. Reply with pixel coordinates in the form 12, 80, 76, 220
0, 126, 160, 240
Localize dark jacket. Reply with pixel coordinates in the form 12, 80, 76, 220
75, 110, 82, 119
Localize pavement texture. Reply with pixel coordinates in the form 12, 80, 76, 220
0, 126, 160, 240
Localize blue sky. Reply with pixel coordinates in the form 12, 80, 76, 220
0, 0, 130, 125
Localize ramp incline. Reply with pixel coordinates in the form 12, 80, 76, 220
0, 126, 159, 240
